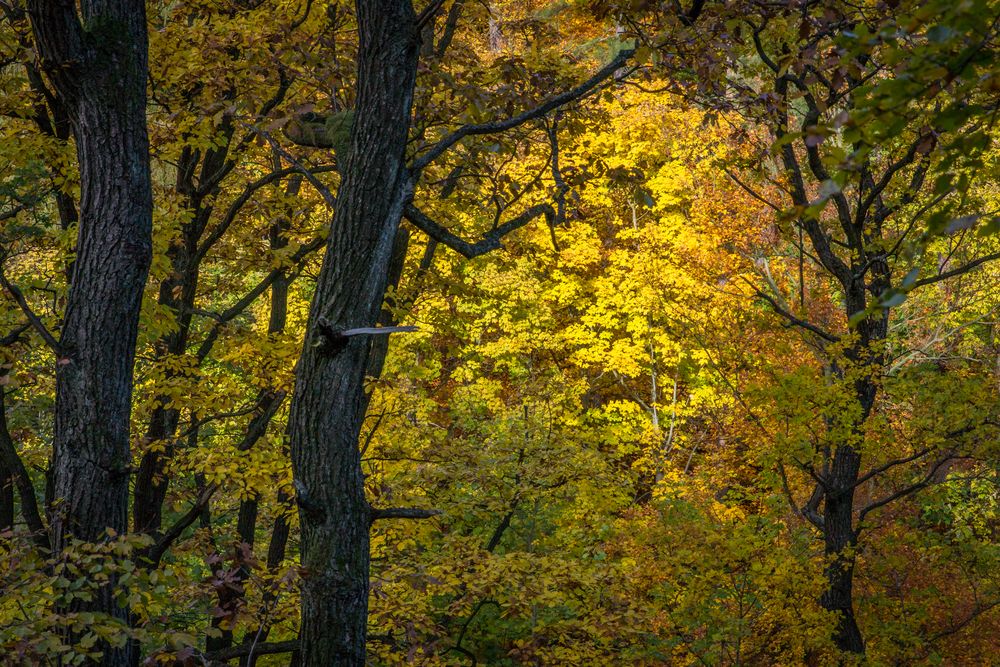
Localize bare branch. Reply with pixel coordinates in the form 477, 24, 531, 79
314, 322, 419, 356
853, 448, 933, 489
411, 48, 635, 173
929, 598, 1000, 643
255, 127, 337, 207
146, 483, 217, 567
912, 251, 1000, 290
722, 166, 782, 212
203, 639, 299, 662
195, 164, 337, 263
859, 134, 928, 225
0, 268, 62, 356
858, 452, 958, 526
370, 507, 442, 522
751, 284, 840, 342
772, 78, 852, 285
0, 323, 30, 347
777, 460, 824, 529
195, 236, 325, 361
404, 203, 553, 259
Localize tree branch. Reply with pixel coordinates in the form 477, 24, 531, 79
911, 252, 1000, 290
0, 202, 28, 221
195, 236, 325, 361
858, 452, 958, 526
403, 203, 554, 259
258, 128, 337, 208
237, 390, 286, 452
146, 483, 217, 567
853, 448, 933, 489
801, 482, 825, 530
0, 323, 30, 347
929, 598, 1000, 643
195, 164, 337, 263
0, 268, 63, 355
751, 284, 840, 342
411, 48, 634, 173
0, 390, 49, 551
203, 639, 299, 662
415, 0, 445, 29
370, 506, 442, 522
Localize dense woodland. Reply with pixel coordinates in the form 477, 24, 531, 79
1, 0, 1000, 664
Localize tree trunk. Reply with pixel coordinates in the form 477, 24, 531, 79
820, 444, 864, 654
26, 2, 152, 665
818, 286, 885, 655
133, 135, 235, 536
287, 1, 419, 664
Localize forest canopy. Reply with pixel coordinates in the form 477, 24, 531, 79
2, 0, 1000, 665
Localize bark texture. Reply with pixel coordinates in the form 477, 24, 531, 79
26, 2, 152, 664
286, 1, 419, 664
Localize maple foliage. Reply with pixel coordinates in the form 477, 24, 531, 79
1, 0, 1000, 665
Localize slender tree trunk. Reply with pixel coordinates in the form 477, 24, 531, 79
133, 135, 235, 536
287, 1, 418, 663
819, 285, 886, 655
0, 453, 12, 533
26, 3, 152, 665
820, 445, 864, 653
212, 177, 300, 656
0, 389, 49, 550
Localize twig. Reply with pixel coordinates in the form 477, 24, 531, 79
749, 282, 839, 342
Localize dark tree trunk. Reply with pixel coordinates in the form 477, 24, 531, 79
820, 444, 864, 653
132, 132, 234, 536
26, 2, 152, 664
0, 390, 49, 550
0, 459, 11, 533
818, 284, 886, 655
287, 1, 419, 663
210, 176, 301, 660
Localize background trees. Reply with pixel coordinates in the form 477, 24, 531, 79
1, 0, 1000, 665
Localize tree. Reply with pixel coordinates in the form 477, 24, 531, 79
15, 1, 152, 664
286, 2, 421, 663
284, 0, 648, 661
685, 0, 1000, 654
2, 0, 998, 664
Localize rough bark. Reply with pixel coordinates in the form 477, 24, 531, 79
286, 1, 419, 663
820, 444, 864, 653
26, 2, 152, 664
